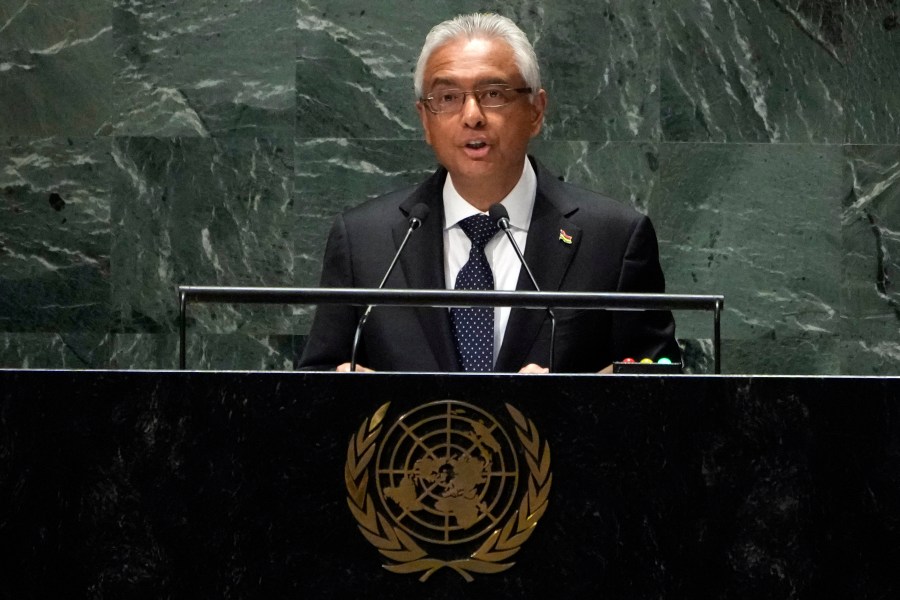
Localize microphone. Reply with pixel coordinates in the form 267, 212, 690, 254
349, 203, 430, 371
488, 204, 557, 372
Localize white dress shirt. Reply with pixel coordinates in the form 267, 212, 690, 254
443, 159, 537, 365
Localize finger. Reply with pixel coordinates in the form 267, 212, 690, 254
337, 362, 374, 372
518, 363, 549, 374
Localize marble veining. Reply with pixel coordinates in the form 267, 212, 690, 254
1, 1, 899, 372
109, 137, 296, 335
0, 0, 115, 136
0, 137, 112, 332
840, 146, 900, 373
661, 0, 848, 143
107, 0, 295, 137
653, 143, 844, 340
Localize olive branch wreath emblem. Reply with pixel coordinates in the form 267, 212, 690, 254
344, 401, 552, 582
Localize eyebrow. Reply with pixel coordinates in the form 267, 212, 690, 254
428, 76, 511, 89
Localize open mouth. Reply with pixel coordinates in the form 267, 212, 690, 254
465, 141, 488, 149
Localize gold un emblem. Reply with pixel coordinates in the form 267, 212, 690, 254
345, 400, 552, 582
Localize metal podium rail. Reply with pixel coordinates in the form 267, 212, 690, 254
177, 286, 724, 373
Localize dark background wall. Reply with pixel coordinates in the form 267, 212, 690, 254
1, 0, 898, 373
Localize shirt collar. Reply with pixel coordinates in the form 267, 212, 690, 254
442, 159, 537, 231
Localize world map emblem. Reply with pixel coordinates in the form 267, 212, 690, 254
344, 400, 552, 582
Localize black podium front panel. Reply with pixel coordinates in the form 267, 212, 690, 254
1, 370, 898, 599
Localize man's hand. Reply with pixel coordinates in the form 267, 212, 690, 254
518, 363, 549, 374
336, 362, 374, 372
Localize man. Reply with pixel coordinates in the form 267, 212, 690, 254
299, 13, 678, 373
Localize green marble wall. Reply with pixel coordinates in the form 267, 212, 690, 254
1, 0, 898, 374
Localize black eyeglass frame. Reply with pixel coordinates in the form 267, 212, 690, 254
421, 85, 534, 114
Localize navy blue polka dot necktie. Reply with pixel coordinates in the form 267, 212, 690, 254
451, 214, 498, 372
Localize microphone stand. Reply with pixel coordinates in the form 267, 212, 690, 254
349, 205, 429, 371
490, 205, 557, 373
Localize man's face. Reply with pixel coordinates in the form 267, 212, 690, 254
416, 37, 546, 201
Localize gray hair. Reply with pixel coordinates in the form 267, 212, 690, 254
413, 13, 541, 99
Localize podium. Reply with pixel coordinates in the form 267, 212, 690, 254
1, 369, 898, 598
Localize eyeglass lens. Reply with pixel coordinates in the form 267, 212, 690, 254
427, 86, 524, 112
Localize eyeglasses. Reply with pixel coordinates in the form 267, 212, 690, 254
421, 85, 533, 114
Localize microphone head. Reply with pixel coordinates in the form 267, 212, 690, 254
408, 203, 430, 229
488, 204, 511, 231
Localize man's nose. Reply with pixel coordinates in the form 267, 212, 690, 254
461, 94, 486, 128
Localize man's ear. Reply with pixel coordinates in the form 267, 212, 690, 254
416, 101, 433, 146
529, 89, 547, 138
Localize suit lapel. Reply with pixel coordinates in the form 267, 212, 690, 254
495, 161, 582, 371
394, 169, 460, 371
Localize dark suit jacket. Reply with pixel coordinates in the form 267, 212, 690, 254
299, 157, 679, 372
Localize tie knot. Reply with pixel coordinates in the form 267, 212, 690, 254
458, 214, 497, 250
